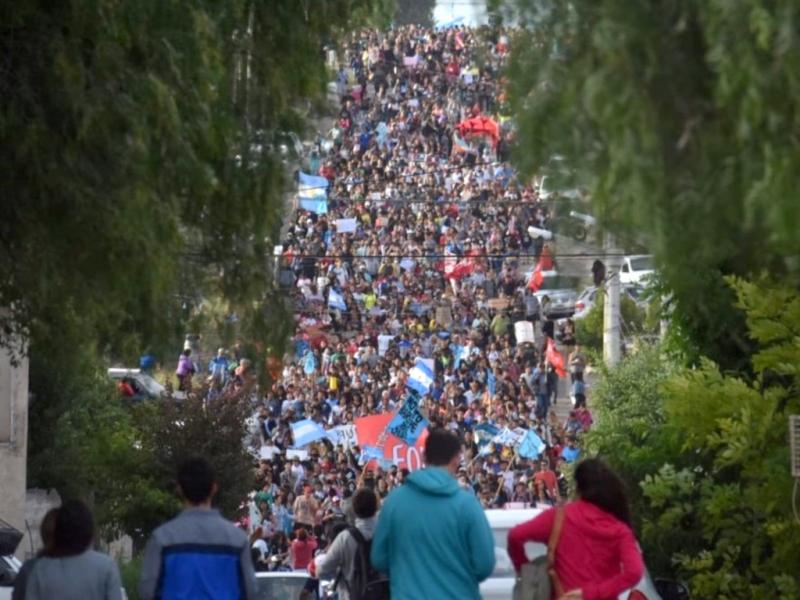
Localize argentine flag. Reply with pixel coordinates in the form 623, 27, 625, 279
291, 419, 327, 447
407, 357, 435, 395
298, 172, 329, 215
328, 289, 347, 311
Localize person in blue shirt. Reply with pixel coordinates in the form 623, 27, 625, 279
561, 437, 582, 463
371, 428, 495, 600
208, 348, 229, 384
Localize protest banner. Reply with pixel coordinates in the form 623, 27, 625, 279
354, 413, 427, 471
514, 320, 535, 344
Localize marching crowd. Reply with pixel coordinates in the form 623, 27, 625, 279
12, 23, 657, 600
241, 24, 594, 573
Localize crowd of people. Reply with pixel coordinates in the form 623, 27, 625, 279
239, 24, 594, 572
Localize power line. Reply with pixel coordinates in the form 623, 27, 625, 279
279, 252, 626, 259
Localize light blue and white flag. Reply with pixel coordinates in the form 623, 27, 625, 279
328, 289, 347, 311
474, 422, 500, 449
298, 172, 329, 215
387, 393, 428, 446
359, 445, 384, 464
291, 419, 327, 447
302, 350, 317, 375
518, 429, 547, 459
492, 427, 524, 448
407, 357, 435, 395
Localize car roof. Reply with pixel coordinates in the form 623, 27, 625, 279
485, 508, 546, 529
107, 368, 141, 377
255, 572, 312, 579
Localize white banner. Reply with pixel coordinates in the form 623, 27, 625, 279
286, 448, 309, 461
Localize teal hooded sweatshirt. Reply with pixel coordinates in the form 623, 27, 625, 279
371, 467, 496, 600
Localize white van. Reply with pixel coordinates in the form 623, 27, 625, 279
481, 508, 664, 600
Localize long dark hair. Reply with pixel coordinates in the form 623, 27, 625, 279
47, 499, 95, 557
574, 458, 631, 527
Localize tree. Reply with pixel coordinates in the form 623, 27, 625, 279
502, 0, 800, 371
394, 0, 435, 27
586, 279, 800, 597
3, 0, 390, 531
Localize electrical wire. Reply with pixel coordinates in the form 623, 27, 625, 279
277, 252, 625, 259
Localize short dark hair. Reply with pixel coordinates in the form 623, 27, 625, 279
575, 458, 631, 526
352, 488, 378, 519
178, 457, 216, 504
50, 500, 94, 557
424, 428, 461, 466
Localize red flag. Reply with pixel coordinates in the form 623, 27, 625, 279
527, 262, 544, 291
546, 338, 567, 378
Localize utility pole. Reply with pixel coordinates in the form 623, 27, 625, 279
603, 234, 622, 366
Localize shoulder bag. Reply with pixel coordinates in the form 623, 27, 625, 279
512, 506, 566, 600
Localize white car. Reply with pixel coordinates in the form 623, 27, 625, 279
107, 368, 186, 401
481, 507, 663, 600
619, 255, 655, 285
0, 555, 21, 600
573, 284, 647, 319
255, 570, 329, 599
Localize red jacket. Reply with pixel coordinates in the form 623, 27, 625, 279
291, 538, 318, 570
507, 500, 644, 600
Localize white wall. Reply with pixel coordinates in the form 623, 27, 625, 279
0, 343, 29, 559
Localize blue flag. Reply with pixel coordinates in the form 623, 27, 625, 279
518, 429, 547, 459
328, 289, 347, 311
387, 393, 428, 446
298, 172, 329, 214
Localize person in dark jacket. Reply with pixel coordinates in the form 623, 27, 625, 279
139, 458, 256, 600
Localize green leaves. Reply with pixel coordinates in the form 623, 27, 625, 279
505, 0, 800, 370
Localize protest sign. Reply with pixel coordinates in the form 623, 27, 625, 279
286, 448, 309, 461
488, 298, 511, 310
514, 320, 535, 344
436, 305, 453, 328
354, 413, 427, 471
335, 218, 357, 234
259, 445, 280, 460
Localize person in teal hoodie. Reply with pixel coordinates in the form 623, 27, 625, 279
371, 428, 496, 600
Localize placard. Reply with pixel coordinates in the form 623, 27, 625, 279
286, 449, 309, 461
259, 445, 280, 460
488, 298, 511, 310
514, 320, 535, 344
335, 218, 357, 234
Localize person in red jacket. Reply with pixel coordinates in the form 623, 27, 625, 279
290, 528, 318, 571
507, 459, 644, 600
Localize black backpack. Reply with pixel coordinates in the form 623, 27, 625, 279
346, 526, 390, 600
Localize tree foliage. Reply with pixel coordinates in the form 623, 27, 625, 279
3, 0, 390, 532
502, 0, 800, 370
586, 279, 800, 597
394, 0, 435, 27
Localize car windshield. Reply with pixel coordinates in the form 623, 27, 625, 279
256, 575, 315, 600
491, 528, 545, 579
630, 256, 653, 271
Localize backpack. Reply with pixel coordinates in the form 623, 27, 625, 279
346, 526, 390, 600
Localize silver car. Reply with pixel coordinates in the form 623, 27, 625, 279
481, 508, 664, 600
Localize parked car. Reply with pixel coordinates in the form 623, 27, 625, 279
256, 571, 330, 599
535, 288, 579, 319
107, 368, 186, 401
482, 508, 669, 600
573, 284, 647, 320
619, 255, 655, 285
0, 554, 20, 600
